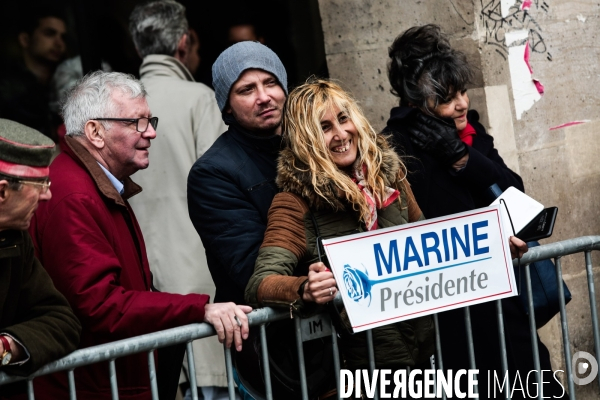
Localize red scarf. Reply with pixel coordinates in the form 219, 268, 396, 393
352, 164, 399, 231
458, 123, 476, 146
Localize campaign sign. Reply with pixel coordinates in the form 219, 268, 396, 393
322, 205, 517, 333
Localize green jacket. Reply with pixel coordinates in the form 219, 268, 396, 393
0, 229, 81, 376
246, 136, 435, 370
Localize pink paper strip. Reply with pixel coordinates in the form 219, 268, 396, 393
533, 79, 545, 94
524, 42, 533, 74
521, 0, 532, 11
524, 42, 544, 94
549, 121, 590, 131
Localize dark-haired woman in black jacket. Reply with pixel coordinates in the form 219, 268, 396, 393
383, 24, 567, 399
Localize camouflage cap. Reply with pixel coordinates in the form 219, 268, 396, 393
0, 119, 55, 178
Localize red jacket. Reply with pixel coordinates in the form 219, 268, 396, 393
29, 137, 210, 400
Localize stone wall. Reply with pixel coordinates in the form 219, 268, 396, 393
318, 0, 600, 397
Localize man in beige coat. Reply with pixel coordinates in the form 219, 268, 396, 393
128, 1, 229, 399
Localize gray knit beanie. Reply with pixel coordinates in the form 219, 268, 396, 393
212, 41, 288, 112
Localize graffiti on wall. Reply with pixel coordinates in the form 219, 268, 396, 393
480, 0, 551, 61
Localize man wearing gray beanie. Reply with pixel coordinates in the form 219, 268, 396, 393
188, 41, 287, 306
187, 42, 287, 396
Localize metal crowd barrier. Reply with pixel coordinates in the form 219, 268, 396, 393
1, 236, 599, 400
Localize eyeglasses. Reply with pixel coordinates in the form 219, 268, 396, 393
18, 179, 51, 194
93, 117, 159, 133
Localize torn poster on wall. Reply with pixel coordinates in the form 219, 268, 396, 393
480, 0, 551, 61
505, 30, 544, 120
501, 0, 532, 16
521, 0, 532, 12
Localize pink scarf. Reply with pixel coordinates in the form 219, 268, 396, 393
352, 164, 399, 231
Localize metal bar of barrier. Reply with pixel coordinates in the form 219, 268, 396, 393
365, 329, 379, 400
514, 236, 600, 266
1, 236, 600, 399
294, 317, 309, 400
0, 307, 290, 386
186, 342, 199, 400
330, 324, 341, 400
556, 256, 575, 399
68, 369, 76, 400
224, 346, 235, 400
433, 314, 443, 372
463, 306, 479, 396
147, 351, 158, 400
584, 251, 600, 389
463, 306, 477, 362
0, 324, 211, 385
109, 360, 118, 400
523, 263, 542, 399
432, 313, 447, 400
495, 300, 510, 400
27, 379, 34, 400
260, 324, 273, 400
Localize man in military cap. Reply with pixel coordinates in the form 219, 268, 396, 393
0, 118, 81, 395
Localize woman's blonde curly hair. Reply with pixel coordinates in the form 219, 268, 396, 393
282, 78, 407, 226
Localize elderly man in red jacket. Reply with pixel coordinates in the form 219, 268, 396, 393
28, 71, 251, 400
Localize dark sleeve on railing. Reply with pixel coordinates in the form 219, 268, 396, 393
3, 232, 81, 376
33, 193, 210, 339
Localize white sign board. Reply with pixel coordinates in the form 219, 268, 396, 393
322, 205, 517, 333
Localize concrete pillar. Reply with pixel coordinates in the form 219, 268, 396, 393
318, 0, 600, 397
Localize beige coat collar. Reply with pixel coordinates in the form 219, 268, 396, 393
140, 54, 194, 82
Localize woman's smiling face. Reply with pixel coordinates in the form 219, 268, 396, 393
321, 105, 359, 170
431, 89, 470, 131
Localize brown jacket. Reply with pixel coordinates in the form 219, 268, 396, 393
245, 135, 435, 369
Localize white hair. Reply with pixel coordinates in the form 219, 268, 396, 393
62, 71, 146, 137
129, 0, 188, 58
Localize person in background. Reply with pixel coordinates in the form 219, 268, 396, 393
127, 1, 228, 399
227, 21, 264, 44
186, 28, 201, 75
28, 71, 251, 400
0, 8, 67, 142
0, 119, 80, 399
383, 24, 562, 399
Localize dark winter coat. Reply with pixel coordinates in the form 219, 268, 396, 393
383, 107, 524, 218
0, 230, 80, 398
188, 122, 282, 304
245, 136, 435, 370
384, 107, 565, 399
